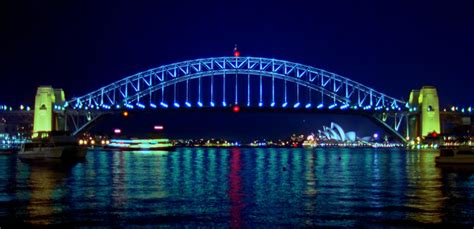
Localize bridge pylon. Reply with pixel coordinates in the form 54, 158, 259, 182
32, 86, 67, 138
407, 86, 441, 140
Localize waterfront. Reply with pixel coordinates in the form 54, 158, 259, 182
0, 148, 473, 227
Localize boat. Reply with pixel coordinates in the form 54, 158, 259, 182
435, 146, 474, 164
302, 140, 316, 148
105, 138, 175, 151
19, 132, 87, 159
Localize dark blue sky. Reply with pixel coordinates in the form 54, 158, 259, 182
1, 0, 473, 139
1, 0, 473, 106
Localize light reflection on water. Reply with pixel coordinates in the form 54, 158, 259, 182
0, 148, 473, 227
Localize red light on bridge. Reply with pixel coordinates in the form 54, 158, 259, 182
154, 125, 164, 130
233, 44, 240, 57
233, 105, 240, 113
431, 132, 438, 138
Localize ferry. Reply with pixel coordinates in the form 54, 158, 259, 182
435, 146, 474, 164
19, 132, 87, 159
302, 140, 316, 148
105, 138, 175, 151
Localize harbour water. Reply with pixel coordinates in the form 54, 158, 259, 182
0, 148, 473, 227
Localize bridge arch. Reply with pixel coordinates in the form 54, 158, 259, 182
65, 56, 408, 142
69, 57, 405, 111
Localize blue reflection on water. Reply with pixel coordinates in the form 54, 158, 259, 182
0, 148, 473, 227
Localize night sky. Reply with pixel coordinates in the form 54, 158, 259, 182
1, 1, 473, 140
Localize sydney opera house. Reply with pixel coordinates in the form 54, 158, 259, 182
318, 122, 358, 142
306, 122, 373, 144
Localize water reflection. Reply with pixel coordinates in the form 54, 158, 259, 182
0, 148, 471, 226
228, 148, 244, 228
404, 150, 444, 224
21, 159, 81, 225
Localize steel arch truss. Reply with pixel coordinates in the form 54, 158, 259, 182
69, 57, 406, 111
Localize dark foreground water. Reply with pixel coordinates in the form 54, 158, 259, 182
0, 148, 473, 227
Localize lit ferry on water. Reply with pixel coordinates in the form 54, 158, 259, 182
19, 132, 87, 159
105, 138, 175, 151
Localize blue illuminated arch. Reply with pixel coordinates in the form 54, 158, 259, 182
69, 56, 406, 111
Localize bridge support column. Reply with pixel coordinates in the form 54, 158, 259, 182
33, 86, 66, 138
407, 86, 441, 140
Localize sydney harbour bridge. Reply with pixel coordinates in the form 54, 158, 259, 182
21, 54, 446, 144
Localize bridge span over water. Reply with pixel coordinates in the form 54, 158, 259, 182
31, 56, 442, 143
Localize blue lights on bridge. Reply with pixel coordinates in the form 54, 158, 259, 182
69, 57, 412, 115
